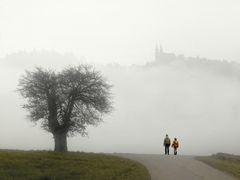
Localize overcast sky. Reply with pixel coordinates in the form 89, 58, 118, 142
1, 0, 240, 65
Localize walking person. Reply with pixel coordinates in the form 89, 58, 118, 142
172, 138, 179, 155
163, 134, 171, 155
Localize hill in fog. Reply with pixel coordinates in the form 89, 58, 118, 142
145, 45, 240, 79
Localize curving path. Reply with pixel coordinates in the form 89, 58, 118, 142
116, 154, 237, 180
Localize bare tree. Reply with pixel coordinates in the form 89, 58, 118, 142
18, 65, 112, 152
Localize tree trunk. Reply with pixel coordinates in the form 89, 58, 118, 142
53, 132, 68, 152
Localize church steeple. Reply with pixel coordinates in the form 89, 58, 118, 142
155, 43, 164, 61
153, 44, 177, 65
155, 43, 160, 61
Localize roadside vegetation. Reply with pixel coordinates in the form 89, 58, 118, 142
196, 153, 240, 179
0, 150, 151, 180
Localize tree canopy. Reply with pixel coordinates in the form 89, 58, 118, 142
18, 65, 113, 151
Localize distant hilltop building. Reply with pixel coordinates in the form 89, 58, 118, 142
154, 44, 178, 64
146, 44, 233, 72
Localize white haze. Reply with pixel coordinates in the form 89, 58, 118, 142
1, 0, 240, 155
0, 52, 240, 155
0, 0, 240, 65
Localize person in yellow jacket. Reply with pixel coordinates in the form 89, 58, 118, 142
171, 138, 179, 155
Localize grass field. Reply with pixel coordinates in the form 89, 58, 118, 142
0, 150, 151, 180
196, 153, 240, 179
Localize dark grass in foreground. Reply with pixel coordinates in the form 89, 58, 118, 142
196, 153, 240, 179
0, 150, 151, 180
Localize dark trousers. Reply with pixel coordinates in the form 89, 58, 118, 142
174, 148, 177, 155
165, 145, 170, 155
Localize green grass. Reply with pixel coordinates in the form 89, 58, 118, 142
196, 153, 240, 179
0, 150, 151, 180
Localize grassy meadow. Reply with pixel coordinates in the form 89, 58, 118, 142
196, 153, 240, 179
0, 150, 151, 180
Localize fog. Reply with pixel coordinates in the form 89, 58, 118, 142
1, 0, 240, 155
1, 0, 240, 64
0, 51, 240, 155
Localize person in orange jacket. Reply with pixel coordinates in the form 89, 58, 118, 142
171, 138, 179, 155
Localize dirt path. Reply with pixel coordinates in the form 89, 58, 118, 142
116, 154, 237, 180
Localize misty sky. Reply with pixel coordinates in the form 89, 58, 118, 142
1, 0, 240, 65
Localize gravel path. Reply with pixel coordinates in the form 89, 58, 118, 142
116, 154, 237, 180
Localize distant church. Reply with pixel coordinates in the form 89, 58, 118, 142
154, 44, 177, 64
151, 44, 226, 68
